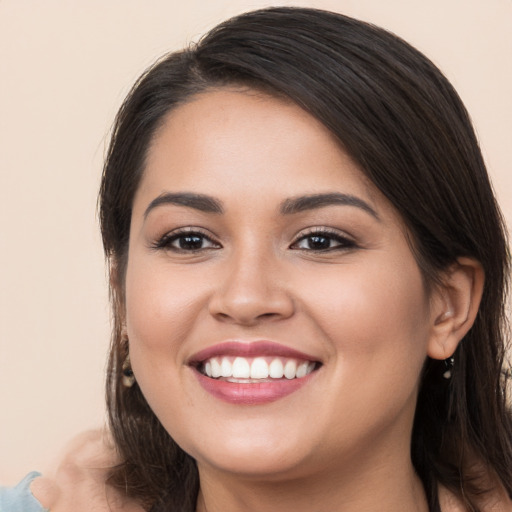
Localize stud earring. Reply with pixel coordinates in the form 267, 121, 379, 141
443, 357, 455, 379
122, 354, 136, 387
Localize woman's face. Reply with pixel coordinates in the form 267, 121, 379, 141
124, 88, 437, 480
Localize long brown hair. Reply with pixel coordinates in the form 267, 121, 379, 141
99, 7, 511, 511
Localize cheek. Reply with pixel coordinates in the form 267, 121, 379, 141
298, 257, 431, 445
123, 255, 204, 425
305, 255, 431, 369
123, 252, 208, 386
126, 253, 195, 338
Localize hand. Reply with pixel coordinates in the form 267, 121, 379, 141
31, 429, 145, 512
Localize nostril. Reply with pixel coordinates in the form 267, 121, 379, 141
258, 312, 281, 320
212, 309, 289, 326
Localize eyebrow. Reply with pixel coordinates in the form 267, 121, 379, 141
143, 191, 379, 220
144, 192, 224, 218
280, 193, 379, 219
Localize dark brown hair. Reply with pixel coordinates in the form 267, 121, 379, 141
99, 7, 511, 512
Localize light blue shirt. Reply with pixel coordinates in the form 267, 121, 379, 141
0, 472, 47, 512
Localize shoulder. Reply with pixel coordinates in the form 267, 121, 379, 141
480, 488, 512, 512
439, 484, 512, 512
30, 429, 145, 512
439, 486, 467, 512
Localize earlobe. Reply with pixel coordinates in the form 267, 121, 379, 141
427, 257, 485, 360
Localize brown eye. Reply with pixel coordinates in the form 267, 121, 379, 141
175, 234, 207, 250
291, 230, 356, 251
301, 235, 333, 250
155, 230, 220, 252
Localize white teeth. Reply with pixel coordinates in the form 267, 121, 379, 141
296, 361, 309, 378
232, 357, 251, 378
250, 357, 269, 379
210, 357, 222, 378
284, 359, 297, 379
220, 357, 232, 377
202, 356, 317, 380
269, 358, 284, 378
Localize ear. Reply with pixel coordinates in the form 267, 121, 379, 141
427, 257, 485, 360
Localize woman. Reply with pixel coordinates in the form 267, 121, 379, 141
1, 6, 510, 512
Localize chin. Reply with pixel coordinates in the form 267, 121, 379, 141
196, 448, 313, 481
176, 422, 317, 479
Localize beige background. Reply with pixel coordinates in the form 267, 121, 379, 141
0, 0, 510, 483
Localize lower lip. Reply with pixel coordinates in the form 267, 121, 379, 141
193, 369, 316, 405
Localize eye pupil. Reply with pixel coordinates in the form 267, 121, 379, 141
307, 236, 330, 249
179, 235, 204, 250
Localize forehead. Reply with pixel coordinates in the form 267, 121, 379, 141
135, 88, 382, 213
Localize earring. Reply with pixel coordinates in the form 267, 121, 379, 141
443, 357, 455, 379
122, 354, 136, 387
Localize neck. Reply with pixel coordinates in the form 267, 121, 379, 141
195, 449, 429, 512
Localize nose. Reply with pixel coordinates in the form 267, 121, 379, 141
208, 249, 295, 326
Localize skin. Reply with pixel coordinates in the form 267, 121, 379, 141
30, 430, 145, 512
122, 88, 483, 512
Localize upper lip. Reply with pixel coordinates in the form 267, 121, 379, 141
188, 341, 320, 365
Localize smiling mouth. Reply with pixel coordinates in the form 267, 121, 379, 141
197, 356, 319, 382
189, 341, 322, 404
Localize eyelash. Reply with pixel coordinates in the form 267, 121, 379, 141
152, 228, 220, 252
290, 228, 356, 252
152, 227, 356, 253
